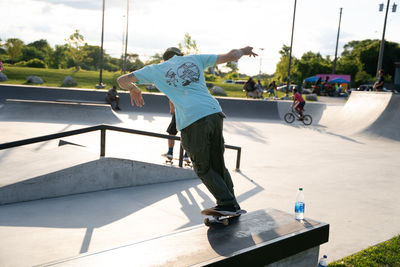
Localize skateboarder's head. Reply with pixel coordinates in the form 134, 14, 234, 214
163, 47, 183, 61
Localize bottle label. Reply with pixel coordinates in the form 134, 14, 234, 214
295, 201, 305, 213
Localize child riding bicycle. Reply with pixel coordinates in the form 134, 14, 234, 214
292, 88, 305, 120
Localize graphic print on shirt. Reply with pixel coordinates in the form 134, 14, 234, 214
165, 68, 178, 87
177, 62, 200, 86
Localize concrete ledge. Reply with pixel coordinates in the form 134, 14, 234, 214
0, 157, 197, 205
0, 99, 122, 124
41, 208, 329, 267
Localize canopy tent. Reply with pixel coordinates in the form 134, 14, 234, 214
330, 78, 350, 84
303, 76, 320, 83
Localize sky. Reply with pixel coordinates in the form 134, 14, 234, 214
1, 0, 400, 76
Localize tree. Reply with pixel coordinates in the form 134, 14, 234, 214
340, 39, 400, 82
5, 38, 24, 63
125, 53, 144, 71
274, 44, 301, 84
27, 39, 53, 66
178, 33, 199, 55
296, 51, 331, 80
145, 53, 163, 65
225, 61, 238, 73
21, 46, 45, 62
65, 30, 87, 71
49, 44, 68, 69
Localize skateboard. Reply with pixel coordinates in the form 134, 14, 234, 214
201, 208, 247, 226
162, 154, 192, 167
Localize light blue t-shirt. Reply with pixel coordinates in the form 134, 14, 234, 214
132, 54, 222, 130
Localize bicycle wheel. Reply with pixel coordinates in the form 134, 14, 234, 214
302, 115, 312, 125
284, 113, 295, 123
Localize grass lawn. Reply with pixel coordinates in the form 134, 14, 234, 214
1, 66, 121, 89
329, 235, 400, 267
1, 66, 290, 98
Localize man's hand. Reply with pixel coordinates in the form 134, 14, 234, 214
129, 86, 144, 107
241, 46, 258, 58
216, 46, 258, 65
117, 73, 144, 107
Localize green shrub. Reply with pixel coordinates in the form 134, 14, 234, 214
15, 61, 28, 67
25, 58, 47, 68
205, 74, 217, 82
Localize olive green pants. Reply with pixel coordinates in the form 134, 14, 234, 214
181, 112, 238, 207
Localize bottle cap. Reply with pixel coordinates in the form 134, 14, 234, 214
323, 255, 327, 258
299, 188, 303, 191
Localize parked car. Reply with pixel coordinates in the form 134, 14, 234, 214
234, 80, 247, 84
357, 84, 373, 91
222, 79, 247, 84
223, 79, 235, 83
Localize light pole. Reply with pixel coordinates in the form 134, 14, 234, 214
122, 0, 130, 73
258, 48, 264, 81
286, 0, 297, 98
96, 0, 106, 88
376, 0, 397, 77
332, 8, 343, 74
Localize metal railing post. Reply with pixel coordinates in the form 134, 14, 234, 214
235, 147, 241, 172
100, 128, 106, 157
179, 145, 184, 167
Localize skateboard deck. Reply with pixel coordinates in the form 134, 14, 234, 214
162, 154, 192, 167
201, 208, 247, 226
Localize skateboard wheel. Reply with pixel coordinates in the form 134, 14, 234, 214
204, 218, 210, 226
222, 219, 229, 226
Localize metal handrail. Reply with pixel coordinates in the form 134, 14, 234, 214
0, 124, 242, 171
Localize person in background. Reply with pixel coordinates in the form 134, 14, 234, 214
267, 80, 277, 97
255, 80, 263, 98
162, 100, 190, 163
106, 85, 121, 110
292, 88, 306, 120
243, 77, 257, 98
373, 69, 384, 91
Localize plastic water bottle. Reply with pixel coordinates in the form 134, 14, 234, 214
294, 187, 305, 220
318, 255, 328, 267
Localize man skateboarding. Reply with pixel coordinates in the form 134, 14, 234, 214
118, 46, 257, 215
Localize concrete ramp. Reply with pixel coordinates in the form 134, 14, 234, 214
0, 99, 122, 124
364, 93, 400, 140
319, 91, 400, 141
0, 153, 196, 205
41, 209, 329, 267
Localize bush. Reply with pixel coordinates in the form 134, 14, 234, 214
25, 58, 47, 68
15, 61, 28, 67
205, 74, 217, 82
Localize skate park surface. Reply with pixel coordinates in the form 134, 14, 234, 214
1, 85, 400, 266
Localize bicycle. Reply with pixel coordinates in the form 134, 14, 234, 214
284, 106, 312, 125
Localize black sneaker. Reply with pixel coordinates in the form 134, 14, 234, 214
201, 204, 242, 216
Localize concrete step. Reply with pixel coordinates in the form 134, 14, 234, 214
0, 145, 196, 205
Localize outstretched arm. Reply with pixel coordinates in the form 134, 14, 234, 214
117, 73, 145, 107
216, 46, 258, 65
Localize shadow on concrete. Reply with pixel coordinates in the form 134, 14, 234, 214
236, 172, 265, 205
224, 120, 268, 144
207, 209, 274, 256
0, 179, 203, 253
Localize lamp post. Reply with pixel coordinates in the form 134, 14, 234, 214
122, 0, 130, 73
258, 48, 264, 81
286, 0, 297, 98
332, 8, 343, 74
96, 0, 106, 88
376, 0, 397, 77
